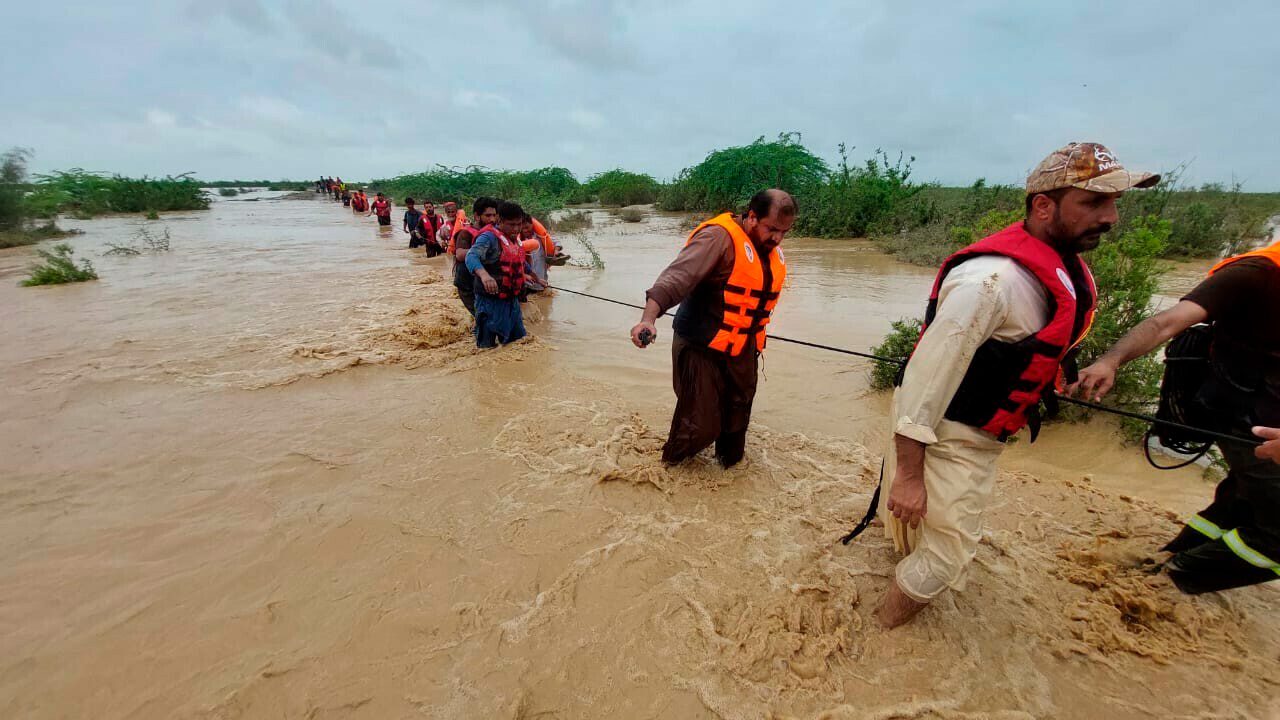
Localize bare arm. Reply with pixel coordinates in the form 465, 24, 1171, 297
886, 434, 928, 529
1069, 300, 1208, 401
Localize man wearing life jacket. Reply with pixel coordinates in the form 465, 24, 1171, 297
1073, 236, 1280, 594
519, 215, 558, 293
876, 143, 1158, 629
438, 201, 463, 253
631, 189, 796, 468
351, 190, 367, 214
465, 201, 528, 348
367, 192, 393, 227
420, 201, 445, 257
453, 197, 498, 316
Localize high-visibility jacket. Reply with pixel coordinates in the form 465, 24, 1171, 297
914, 222, 1097, 441
672, 213, 787, 357
1210, 239, 1280, 274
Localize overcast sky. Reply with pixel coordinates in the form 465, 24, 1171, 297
3, 1, 1277, 188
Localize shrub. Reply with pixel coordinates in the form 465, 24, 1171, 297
218, 188, 239, 197
618, 207, 644, 223
373, 165, 581, 219
660, 132, 827, 213
582, 170, 660, 206
869, 318, 922, 390
793, 146, 925, 238
547, 210, 593, 232
25, 170, 210, 216
22, 243, 98, 286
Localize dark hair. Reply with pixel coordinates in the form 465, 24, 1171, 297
473, 196, 498, 216
1025, 187, 1069, 215
497, 201, 524, 221
747, 189, 797, 220
404, 197, 415, 205
521, 213, 533, 222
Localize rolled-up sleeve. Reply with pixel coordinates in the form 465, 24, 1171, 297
894, 268, 1010, 444
644, 227, 730, 314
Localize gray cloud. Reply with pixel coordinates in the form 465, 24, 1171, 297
1, 0, 1276, 188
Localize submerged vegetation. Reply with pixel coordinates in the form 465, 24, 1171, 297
21, 243, 98, 286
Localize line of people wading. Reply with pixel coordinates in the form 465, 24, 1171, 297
325, 140, 1280, 630
315, 177, 565, 349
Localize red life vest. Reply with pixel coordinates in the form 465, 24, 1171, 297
473, 225, 525, 299
372, 199, 391, 217
421, 212, 443, 239
672, 213, 787, 356
915, 222, 1097, 441
353, 194, 367, 212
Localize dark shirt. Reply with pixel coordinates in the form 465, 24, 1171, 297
453, 227, 478, 291
404, 208, 422, 233
1184, 257, 1280, 353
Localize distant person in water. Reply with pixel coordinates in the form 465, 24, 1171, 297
420, 200, 445, 257
466, 200, 528, 348
440, 201, 465, 253
341, 185, 352, 207
452, 196, 498, 317
403, 197, 424, 248
368, 192, 393, 227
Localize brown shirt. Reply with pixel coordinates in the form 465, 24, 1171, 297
645, 226, 737, 314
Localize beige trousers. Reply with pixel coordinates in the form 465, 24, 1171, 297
879, 414, 1005, 602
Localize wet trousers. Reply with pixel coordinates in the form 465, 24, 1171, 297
880, 400, 1005, 602
1163, 439, 1280, 593
661, 335, 758, 466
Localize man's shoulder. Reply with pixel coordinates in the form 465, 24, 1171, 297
947, 254, 1035, 285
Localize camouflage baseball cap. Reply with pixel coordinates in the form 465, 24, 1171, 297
1026, 142, 1159, 195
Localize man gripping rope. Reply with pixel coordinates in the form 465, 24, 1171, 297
875, 143, 1158, 628
631, 189, 796, 467
1072, 238, 1280, 594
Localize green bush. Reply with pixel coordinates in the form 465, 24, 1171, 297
1, 147, 29, 233
582, 170, 660, 206
218, 187, 239, 197
21, 243, 98, 286
869, 318, 922, 390
660, 132, 827, 213
25, 170, 210, 217
793, 146, 926, 238
1071, 214, 1170, 438
618, 207, 644, 223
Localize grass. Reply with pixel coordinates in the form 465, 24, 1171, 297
25, 169, 210, 217
21, 243, 98, 286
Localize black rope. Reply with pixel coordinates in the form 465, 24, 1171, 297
547, 284, 905, 364
546, 283, 1263, 450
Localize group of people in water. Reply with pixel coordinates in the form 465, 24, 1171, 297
320, 142, 1280, 629
316, 178, 566, 348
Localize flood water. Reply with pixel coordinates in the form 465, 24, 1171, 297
2, 193, 1276, 719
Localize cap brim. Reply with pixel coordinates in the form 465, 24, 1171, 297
1074, 168, 1161, 193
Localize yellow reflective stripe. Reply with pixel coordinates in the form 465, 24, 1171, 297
1222, 530, 1280, 574
1187, 514, 1224, 540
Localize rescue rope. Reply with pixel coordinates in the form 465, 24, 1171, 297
545, 284, 1262, 450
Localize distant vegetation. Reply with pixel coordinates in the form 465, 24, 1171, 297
25, 169, 210, 218
547, 210, 593, 233
574, 170, 660, 207
21, 243, 97, 286
202, 179, 310, 191
372, 165, 580, 219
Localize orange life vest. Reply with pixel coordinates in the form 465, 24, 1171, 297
672, 213, 787, 356
1210, 239, 1280, 275
447, 210, 470, 254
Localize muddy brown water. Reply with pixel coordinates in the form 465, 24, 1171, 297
2, 193, 1276, 719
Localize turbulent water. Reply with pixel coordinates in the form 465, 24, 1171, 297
2, 192, 1277, 719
